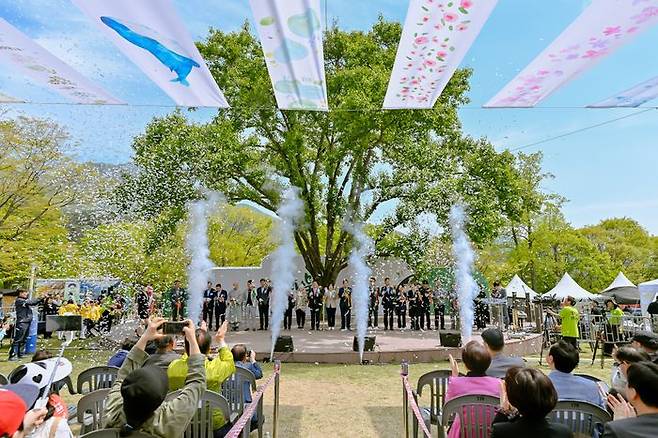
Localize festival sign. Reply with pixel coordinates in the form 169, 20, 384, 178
0, 18, 122, 104
384, 0, 498, 109
249, 0, 328, 110
72, 0, 228, 108
485, 0, 658, 108
588, 75, 658, 107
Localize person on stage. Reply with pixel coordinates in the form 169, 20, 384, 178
295, 283, 308, 329
284, 286, 295, 330
256, 279, 271, 330
396, 284, 407, 330
202, 282, 216, 330
169, 280, 187, 321
381, 277, 395, 331
243, 280, 257, 331
214, 283, 228, 329
420, 281, 432, 330
308, 280, 324, 331
338, 278, 352, 331
227, 282, 241, 330
492, 281, 509, 329
434, 287, 447, 331
136, 285, 150, 327
548, 296, 580, 349
368, 277, 380, 329
324, 283, 339, 330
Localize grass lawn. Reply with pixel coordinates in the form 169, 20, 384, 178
0, 339, 611, 438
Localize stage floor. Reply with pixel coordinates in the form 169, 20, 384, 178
228, 327, 543, 364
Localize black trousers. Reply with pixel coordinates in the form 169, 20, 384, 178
203, 304, 214, 329
340, 305, 351, 329
284, 308, 293, 329
296, 309, 306, 328
326, 307, 337, 328
215, 305, 226, 329
258, 304, 269, 329
419, 310, 431, 330
397, 310, 406, 328
172, 302, 184, 321
9, 321, 30, 358
435, 306, 445, 330
383, 307, 394, 330
368, 306, 379, 327
310, 308, 321, 330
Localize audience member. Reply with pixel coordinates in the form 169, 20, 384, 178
0, 383, 47, 438
144, 335, 180, 370
168, 321, 235, 437
445, 341, 501, 438
605, 361, 658, 437
547, 340, 605, 408
108, 338, 138, 368
630, 331, 658, 363
104, 318, 206, 437
232, 344, 264, 431
31, 350, 53, 362
491, 367, 572, 438
610, 346, 650, 394
481, 328, 525, 378
8, 289, 43, 361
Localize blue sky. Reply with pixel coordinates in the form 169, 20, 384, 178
1, 0, 657, 233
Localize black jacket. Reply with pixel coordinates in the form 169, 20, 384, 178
603, 413, 658, 438
256, 286, 271, 306
491, 415, 572, 438
15, 296, 42, 324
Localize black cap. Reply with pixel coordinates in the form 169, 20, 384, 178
121, 366, 169, 427
633, 331, 658, 351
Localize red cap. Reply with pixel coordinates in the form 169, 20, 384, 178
0, 388, 27, 436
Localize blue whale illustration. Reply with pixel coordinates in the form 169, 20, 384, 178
101, 16, 200, 86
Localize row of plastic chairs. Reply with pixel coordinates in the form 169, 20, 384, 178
411, 370, 612, 438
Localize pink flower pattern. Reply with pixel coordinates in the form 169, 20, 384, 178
392, 0, 492, 104
490, 0, 658, 107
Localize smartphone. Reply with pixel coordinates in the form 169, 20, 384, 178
162, 321, 188, 335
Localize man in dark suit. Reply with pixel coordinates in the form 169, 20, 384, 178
482, 327, 525, 378
8, 289, 43, 361
380, 277, 395, 331
202, 282, 216, 330
338, 278, 352, 331
256, 278, 271, 330
368, 277, 379, 328
308, 281, 323, 331
604, 361, 658, 438
214, 283, 228, 329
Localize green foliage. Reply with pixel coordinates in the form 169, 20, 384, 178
117, 19, 523, 284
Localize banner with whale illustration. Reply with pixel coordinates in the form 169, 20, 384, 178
72, 0, 228, 108
0, 17, 121, 105
485, 0, 658, 108
384, 0, 498, 109
588, 76, 658, 108
249, 0, 328, 111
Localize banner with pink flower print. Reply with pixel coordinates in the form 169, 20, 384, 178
588, 75, 658, 107
485, 0, 658, 108
384, 0, 498, 109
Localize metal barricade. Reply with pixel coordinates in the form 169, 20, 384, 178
588, 314, 652, 368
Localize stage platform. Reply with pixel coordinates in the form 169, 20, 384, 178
229, 328, 543, 364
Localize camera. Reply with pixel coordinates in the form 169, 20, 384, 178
162, 321, 189, 335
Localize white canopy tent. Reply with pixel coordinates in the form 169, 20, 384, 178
545, 273, 596, 301
639, 279, 658, 316
601, 272, 639, 304
504, 274, 538, 300
603, 272, 636, 291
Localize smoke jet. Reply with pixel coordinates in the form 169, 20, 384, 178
345, 220, 373, 362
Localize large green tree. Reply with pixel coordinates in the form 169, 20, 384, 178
117, 20, 523, 285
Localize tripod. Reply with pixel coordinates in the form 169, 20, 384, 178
538, 306, 558, 366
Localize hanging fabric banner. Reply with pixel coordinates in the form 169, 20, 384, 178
383, 0, 498, 109
0, 18, 121, 105
588, 76, 658, 107
72, 0, 228, 108
485, 0, 658, 108
249, 0, 328, 111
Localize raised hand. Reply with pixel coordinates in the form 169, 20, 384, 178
215, 320, 229, 342
448, 354, 459, 377
607, 393, 636, 420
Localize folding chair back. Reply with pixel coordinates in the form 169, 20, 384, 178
549, 400, 612, 436
0, 373, 7, 385
77, 388, 110, 434
167, 389, 231, 438
221, 367, 265, 437
77, 366, 119, 394
440, 394, 500, 438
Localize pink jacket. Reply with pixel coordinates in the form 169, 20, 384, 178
444, 375, 501, 438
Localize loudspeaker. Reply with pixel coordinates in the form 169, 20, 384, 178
353, 336, 376, 352
439, 330, 462, 347
273, 335, 294, 353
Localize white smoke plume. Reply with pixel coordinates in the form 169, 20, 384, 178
449, 204, 479, 344
270, 187, 304, 359
185, 191, 222, 325
345, 220, 373, 362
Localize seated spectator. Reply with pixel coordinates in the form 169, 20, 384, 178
610, 346, 650, 394
0, 383, 47, 438
231, 344, 263, 430
605, 361, 658, 437
492, 367, 572, 438
481, 327, 525, 378
445, 341, 501, 438
108, 337, 137, 368
547, 340, 605, 408
630, 331, 658, 363
104, 318, 206, 437
144, 335, 180, 369
168, 320, 235, 437
31, 349, 53, 362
